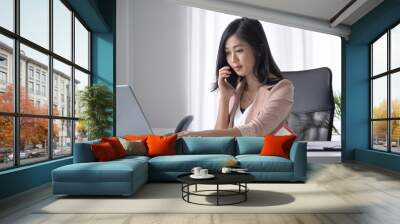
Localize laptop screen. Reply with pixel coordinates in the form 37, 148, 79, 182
116, 85, 154, 136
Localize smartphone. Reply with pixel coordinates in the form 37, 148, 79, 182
225, 66, 240, 88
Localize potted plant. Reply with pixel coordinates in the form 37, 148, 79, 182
333, 91, 341, 135
79, 84, 113, 140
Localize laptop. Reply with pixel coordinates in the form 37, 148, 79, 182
116, 85, 154, 136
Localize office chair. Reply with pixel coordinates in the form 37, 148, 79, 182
283, 67, 335, 141
174, 115, 194, 133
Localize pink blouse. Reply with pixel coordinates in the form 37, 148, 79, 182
228, 79, 294, 136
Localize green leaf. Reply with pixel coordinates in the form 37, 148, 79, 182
79, 84, 113, 140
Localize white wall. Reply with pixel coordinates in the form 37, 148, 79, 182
116, 0, 342, 135
117, 0, 189, 132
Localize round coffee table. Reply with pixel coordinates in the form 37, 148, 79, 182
177, 172, 255, 206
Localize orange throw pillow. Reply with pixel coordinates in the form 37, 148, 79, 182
101, 137, 127, 158
146, 135, 177, 157
259, 135, 297, 159
91, 142, 117, 161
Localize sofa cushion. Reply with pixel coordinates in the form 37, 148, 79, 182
101, 137, 127, 158
177, 137, 235, 155
147, 135, 177, 157
118, 138, 147, 156
236, 137, 264, 155
91, 142, 118, 161
260, 135, 297, 159
148, 154, 235, 172
53, 158, 147, 183
236, 155, 293, 172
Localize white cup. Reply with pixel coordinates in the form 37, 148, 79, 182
200, 169, 208, 176
221, 167, 232, 174
191, 167, 202, 176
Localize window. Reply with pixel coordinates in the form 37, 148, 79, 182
35, 83, 40, 95
20, 0, 49, 49
0, 71, 6, 85
42, 85, 46, 97
0, 116, 13, 170
75, 18, 89, 70
371, 23, 400, 153
28, 67, 34, 80
0, 54, 8, 88
53, 119, 72, 158
28, 81, 34, 94
0, 55, 7, 67
53, 0, 72, 60
20, 117, 48, 165
53, 59, 72, 117
74, 69, 89, 119
35, 70, 41, 81
54, 88, 58, 105
0, 0, 91, 170
0, 0, 14, 32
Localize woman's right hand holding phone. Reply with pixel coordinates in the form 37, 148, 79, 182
218, 66, 235, 99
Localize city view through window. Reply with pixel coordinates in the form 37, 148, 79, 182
371, 23, 400, 153
0, 0, 91, 170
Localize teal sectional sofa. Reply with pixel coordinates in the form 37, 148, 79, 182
52, 137, 307, 196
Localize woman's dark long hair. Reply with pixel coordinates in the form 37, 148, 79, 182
212, 17, 283, 91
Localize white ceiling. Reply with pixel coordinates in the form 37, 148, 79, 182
226, 0, 352, 23
175, 0, 384, 38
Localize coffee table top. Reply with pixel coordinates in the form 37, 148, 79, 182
177, 172, 255, 185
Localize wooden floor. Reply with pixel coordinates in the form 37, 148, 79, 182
1, 161, 400, 224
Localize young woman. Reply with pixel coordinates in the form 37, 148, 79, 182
178, 17, 294, 137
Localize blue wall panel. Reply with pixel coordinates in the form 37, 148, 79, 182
355, 149, 400, 172
92, 32, 114, 135
92, 33, 114, 87
343, 0, 400, 171
0, 158, 72, 199
342, 44, 369, 160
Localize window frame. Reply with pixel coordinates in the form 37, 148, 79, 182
0, 0, 92, 171
370, 20, 400, 154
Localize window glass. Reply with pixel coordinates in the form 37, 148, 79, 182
372, 34, 387, 76
20, 44, 49, 115
20, 117, 49, 165
391, 120, 400, 153
53, 119, 72, 158
0, 0, 14, 31
53, 0, 72, 60
0, 35, 14, 113
391, 72, 400, 118
0, 116, 13, 170
74, 69, 89, 118
75, 120, 88, 143
74, 18, 89, 70
391, 24, 400, 70
53, 59, 72, 117
0, 0, 92, 169
372, 121, 388, 151
372, 77, 387, 119
20, 0, 49, 49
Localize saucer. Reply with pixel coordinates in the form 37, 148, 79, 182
190, 174, 215, 179
232, 170, 249, 174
